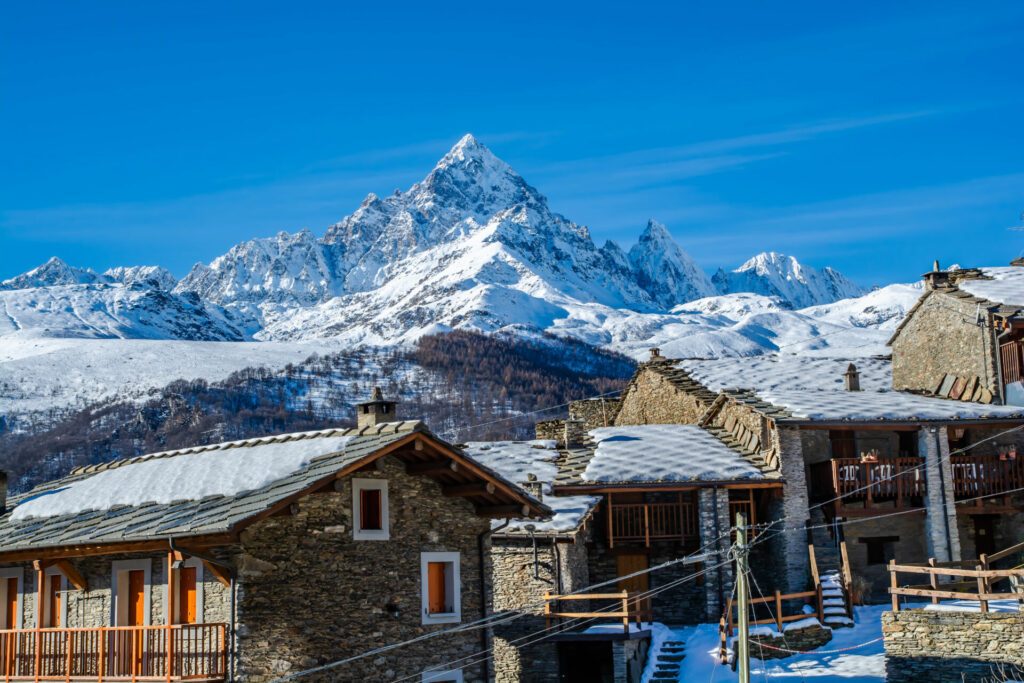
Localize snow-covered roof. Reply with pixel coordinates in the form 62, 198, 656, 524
754, 390, 1024, 422
463, 439, 599, 535
676, 356, 891, 394
12, 433, 357, 521
956, 267, 1024, 308
578, 425, 764, 484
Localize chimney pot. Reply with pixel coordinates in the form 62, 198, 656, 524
844, 363, 861, 392
355, 388, 398, 428
649, 347, 661, 361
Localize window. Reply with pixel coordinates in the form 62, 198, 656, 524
422, 671, 463, 682
43, 570, 67, 628
353, 479, 389, 540
420, 552, 460, 624
0, 568, 22, 630
861, 536, 898, 565
111, 559, 151, 626
169, 558, 204, 625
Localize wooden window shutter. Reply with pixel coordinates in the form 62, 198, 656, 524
178, 567, 197, 624
360, 488, 383, 531
427, 562, 447, 614
4, 577, 16, 629
127, 570, 145, 626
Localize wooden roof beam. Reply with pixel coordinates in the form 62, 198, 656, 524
476, 504, 531, 518
407, 460, 459, 476
444, 482, 496, 497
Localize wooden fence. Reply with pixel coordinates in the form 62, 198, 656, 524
717, 588, 823, 663
543, 592, 647, 634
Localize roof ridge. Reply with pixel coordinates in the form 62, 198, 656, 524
67, 423, 428, 477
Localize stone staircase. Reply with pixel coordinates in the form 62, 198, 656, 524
820, 571, 854, 627
649, 639, 686, 681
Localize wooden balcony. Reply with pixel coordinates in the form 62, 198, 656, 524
606, 497, 697, 548
0, 624, 227, 682
810, 454, 1024, 515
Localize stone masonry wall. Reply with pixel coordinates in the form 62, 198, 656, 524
489, 533, 591, 683
231, 455, 491, 683
569, 398, 622, 429
614, 367, 710, 426
883, 610, 1024, 683
891, 292, 999, 399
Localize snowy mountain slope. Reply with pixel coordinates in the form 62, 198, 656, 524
1, 257, 108, 290
713, 251, 863, 308
0, 283, 245, 341
104, 265, 177, 291
629, 219, 716, 307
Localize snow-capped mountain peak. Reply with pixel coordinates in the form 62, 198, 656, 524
1, 256, 106, 290
628, 219, 716, 307
713, 251, 862, 308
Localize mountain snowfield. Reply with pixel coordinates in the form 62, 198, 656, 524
0, 134, 925, 423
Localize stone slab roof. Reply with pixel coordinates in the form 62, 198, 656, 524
0, 422, 546, 555
676, 356, 892, 394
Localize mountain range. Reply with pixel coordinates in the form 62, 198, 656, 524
2, 134, 869, 346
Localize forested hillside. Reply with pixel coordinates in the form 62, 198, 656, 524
0, 331, 633, 492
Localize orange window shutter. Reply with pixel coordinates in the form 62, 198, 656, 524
178, 567, 197, 624
4, 577, 16, 629
48, 575, 61, 627
128, 570, 145, 626
360, 488, 382, 530
427, 562, 447, 614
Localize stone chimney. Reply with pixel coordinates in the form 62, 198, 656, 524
0, 470, 6, 515
564, 418, 587, 447
355, 387, 398, 429
520, 473, 544, 501
922, 259, 951, 290
649, 347, 662, 362
1011, 257, 1024, 267
844, 363, 861, 392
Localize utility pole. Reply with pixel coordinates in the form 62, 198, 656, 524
735, 511, 751, 683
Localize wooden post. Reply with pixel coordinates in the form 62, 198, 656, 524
806, 519, 820, 588
64, 630, 72, 683
34, 566, 43, 683
98, 629, 105, 683
166, 552, 173, 683
976, 565, 989, 613
816, 583, 824, 622
543, 592, 552, 632
735, 511, 750, 683
607, 493, 614, 549
928, 558, 939, 604
643, 505, 651, 548
774, 590, 783, 631
621, 593, 629, 634
889, 560, 899, 612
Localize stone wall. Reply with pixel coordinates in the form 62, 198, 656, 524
489, 533, 591, 683
748, 622, 832, 660
844, 515, 929, 601
883, 610, 1024, 682
776, 428, 811, 592
891, 291, 1000, 400
231, 455, 491, 683
614, 367, 710, 426
698, 488, 734, 620
569, 398, 622, 429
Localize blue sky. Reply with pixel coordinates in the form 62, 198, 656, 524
1, 1, 1022, 286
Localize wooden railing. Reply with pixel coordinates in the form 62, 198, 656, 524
607, 500, 696, 547
950, 454, 1024, 501
830, 457, 926, 508
718, 588, 823, 663
543, 592, 647, 634
0, 624, 227, 682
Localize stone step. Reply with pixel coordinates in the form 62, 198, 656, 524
656, 664, 680, 672
823, 598, 846, 606
663, 641, 685, 646
658, 654, 686, 662
825, 616, 854, 627
652, 674, 677, 680
824, 607, 847, 615
823, 589, 843, 597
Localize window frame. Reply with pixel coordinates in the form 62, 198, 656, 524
42, 567, 68, 628
0, 568, 23, 629
420, 552, 461, 625
111, 559, 152, 626
352, 478, 390, 541
166, 557, 204, 625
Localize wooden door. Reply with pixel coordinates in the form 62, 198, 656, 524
973, 515, 997, 557
47, 575, 61, 627
616, 553, 649, 619
427, 562, 447, 614
3, 577, 16, 629
178, 567, 197, 624
127, 570, 145, 626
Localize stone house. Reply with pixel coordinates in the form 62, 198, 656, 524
602, 352, 1024, 601
465, 420, 780, 683
889, 259, 1024, 405
0, 396, 548, 683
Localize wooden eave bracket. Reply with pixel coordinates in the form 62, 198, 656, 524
33, 558, 89, 591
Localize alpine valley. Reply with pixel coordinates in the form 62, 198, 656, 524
0, 135, 923, 475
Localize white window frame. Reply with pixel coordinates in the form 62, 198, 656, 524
111, 559, 151, 626
0, 568, 23, 629
165, 557, 205, 625
352, 478, 390, 541
42, 567, 68, 628
420, 551, 461, 625
422, 670, 464, 683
